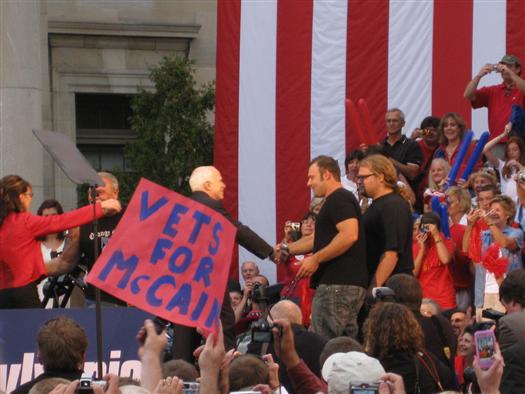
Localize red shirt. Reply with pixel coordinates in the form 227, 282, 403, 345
449, 223, 473, 289
413, 236, 457, 310
0, 204, 103, 289
434, 140, 483, 180
280, 254, 315, 327
472, 83, 525, 138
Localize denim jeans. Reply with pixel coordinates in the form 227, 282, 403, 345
311, 284, 366, 340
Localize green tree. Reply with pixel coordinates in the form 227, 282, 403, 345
116, 56, 215, 204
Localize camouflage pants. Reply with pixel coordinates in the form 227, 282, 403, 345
311, 284, 366, 340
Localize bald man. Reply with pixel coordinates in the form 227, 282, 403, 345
172, 166, 275, 362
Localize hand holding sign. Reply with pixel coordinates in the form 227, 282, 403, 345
87, 178, 236, 334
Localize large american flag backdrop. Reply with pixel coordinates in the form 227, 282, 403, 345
214, 0, 525, 283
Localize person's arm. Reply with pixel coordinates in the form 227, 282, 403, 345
45, 238, 79, 276
484, 211, 518, 250
287, 233, 314, 255
498, 63, 525, 94
137, 319, 167, 393
197, 325, 225, 394
462, 210, 480, 253
373, 251, 398, 287
464, 64, 493, 101
272, 318, 328, 394
483, 128, 510, 168
296, 218, 358, 279
390, 159, 420, 180
428, 225, 452, 265
24, 200, 121, 238
233, 282, 252, 322
412, 235, 427, 277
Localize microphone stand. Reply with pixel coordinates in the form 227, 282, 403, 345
90, 185, 104, 380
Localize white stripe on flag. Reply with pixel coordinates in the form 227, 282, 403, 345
238, 0, 277, 284
310, 0, 348, 168
388, 0, 434, 134
471, 0, 506, 137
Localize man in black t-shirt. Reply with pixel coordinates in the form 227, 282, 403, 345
358, 154, 414, 287
78, 171, 126, 306
288, 155, 367, 340
381, 108, 423, 188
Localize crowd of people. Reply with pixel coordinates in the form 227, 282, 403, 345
2, 54, 525, 393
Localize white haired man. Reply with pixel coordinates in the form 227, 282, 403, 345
172, 166, 276, 362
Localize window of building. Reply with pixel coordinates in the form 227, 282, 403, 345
75, 93, 136, 172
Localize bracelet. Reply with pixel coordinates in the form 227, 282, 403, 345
434, 239, 442, 244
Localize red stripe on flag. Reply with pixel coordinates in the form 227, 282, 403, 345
507, 0, 525, 62
215, 0, 241, 280
346, 0, 389, 151
275, 0, 313, 281
432, 0, 473, 125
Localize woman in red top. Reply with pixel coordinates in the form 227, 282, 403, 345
434, 113, 482, 181
0, 175, 121, 308
413, 212, 456, 311
279, 212, 316, 327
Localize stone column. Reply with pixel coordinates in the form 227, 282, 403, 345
0, 0, 46, 209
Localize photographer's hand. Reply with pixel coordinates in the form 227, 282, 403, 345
473, 342, 504, 394
262, 353, 280, 391
137, 319, 167, 393
272, 318, 300, 369
379, 373, 406, 394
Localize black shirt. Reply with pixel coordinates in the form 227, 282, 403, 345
79, 211, 126, 304
362, 192, 413, 284
311, 188, 367, 288
382, 134, 424, 167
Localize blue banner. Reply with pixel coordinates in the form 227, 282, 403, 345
0, 307, 151, 393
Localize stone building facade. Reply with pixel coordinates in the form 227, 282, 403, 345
0, 0, 216, 210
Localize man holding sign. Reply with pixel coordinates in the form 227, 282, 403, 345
171, 166, 276, 361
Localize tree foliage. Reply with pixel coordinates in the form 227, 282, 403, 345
115, 56, 215, 204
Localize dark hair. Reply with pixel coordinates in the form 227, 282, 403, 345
420, 212, 441, 229
310, 155, 341, 181
37, 199, 66, 241
364, 303, 424, 359
229, 354, 269, 391
499, 269, 525, 307
319, 337, 364, 368
37, 316, 88, 371
478, 184, 499, 196
385, 274, 423, 313
0, 175, 31, 225
420, 116, 440, 129
345, 150, 365, 169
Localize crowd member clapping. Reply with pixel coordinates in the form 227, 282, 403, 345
0, 175, 121, 309
465, 195, 524, 319
413, 212, 456, 312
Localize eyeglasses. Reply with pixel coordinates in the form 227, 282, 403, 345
25, 192, 34, 197
356, 173, 375, 181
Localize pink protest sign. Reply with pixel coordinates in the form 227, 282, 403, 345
87, 178, 236, 333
